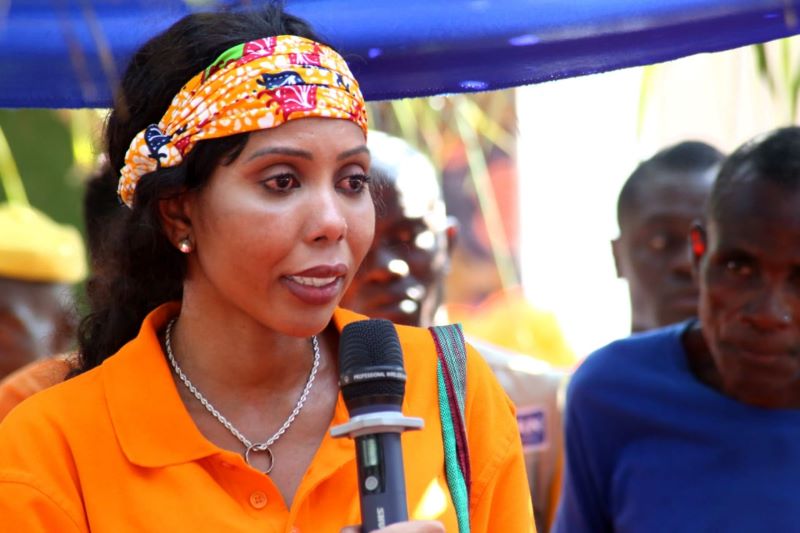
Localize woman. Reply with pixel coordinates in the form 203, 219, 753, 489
0, 6, 532, 532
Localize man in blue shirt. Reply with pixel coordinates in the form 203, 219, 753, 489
554, 127, 800, 532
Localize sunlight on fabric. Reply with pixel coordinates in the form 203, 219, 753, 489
412, 477, 449, 520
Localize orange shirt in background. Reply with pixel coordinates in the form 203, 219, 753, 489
0, 354, 73, 421
0, 303, 534, 532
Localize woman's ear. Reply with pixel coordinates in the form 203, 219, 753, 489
158, 191, 194, 249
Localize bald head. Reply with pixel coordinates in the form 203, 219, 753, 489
0, 276, 75, 378
341, 131, 452, 327
0, 203, 84, 377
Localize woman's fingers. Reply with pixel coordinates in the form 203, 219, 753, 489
340, 521, 445, 533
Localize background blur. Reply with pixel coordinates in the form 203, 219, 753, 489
2, 36, 798, 362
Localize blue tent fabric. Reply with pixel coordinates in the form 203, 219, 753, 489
1, 0, 799, 108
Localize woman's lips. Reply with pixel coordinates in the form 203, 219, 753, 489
281, 276, 344, 305
282, 264, 347, 305
287, 275, 337, 287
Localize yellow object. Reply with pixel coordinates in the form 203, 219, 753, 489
0, 203, 86, 283
448, 287, 577, 369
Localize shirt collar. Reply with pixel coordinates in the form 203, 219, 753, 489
103, 303, 369, 468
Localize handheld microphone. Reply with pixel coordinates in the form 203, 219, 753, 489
331, 319, 424, 532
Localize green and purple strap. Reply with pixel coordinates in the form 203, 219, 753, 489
429, 324, 471, 533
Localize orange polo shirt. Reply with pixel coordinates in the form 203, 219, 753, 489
0, 303, 534, 532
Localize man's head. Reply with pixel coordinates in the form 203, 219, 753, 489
0, 203, 86, 378
691, 127, 800, 408
340, 131, 454, 327
613, 141, 724, 332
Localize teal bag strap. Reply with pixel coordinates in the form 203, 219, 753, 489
429, 324, 471, 533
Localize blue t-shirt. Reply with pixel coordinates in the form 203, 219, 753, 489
553, 321, 800, 533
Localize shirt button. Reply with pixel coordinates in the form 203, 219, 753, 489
249, 491, 268, 509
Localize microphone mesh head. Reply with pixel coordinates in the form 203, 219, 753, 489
339, 319, 406, 410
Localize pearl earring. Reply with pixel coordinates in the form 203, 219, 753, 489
178, 238, 193, 254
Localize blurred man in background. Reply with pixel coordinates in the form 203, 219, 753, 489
341, 131, 567, 531
0, 203, 85, 380
556, 128, 800, 532
0, 169, 113, 420
612, 141, 724, 332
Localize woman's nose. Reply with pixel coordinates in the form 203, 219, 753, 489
308, 191, 348, 243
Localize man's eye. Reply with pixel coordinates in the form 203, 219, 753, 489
263, 174, 299, 191
725, 259, 754, 277
396, 229, 414, 244
647, 234, 668, 251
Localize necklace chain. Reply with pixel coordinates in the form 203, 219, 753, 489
164, 318, 320, 472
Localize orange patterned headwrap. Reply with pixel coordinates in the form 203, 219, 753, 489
118, 35, 368, 208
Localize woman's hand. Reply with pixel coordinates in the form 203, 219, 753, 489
340, 521, 445, 533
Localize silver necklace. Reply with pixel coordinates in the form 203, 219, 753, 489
164, 318, 320, 474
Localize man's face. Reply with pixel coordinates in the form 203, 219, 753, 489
0, 278, 72, 378
696, 180, 800, 407
613, 170, 714, 331
341, 170, 449, 327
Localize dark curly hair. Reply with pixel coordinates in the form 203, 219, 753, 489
76, 5, 323, 373
617, 141, 724, 229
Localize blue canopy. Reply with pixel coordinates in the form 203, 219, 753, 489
2, 0, 799, 108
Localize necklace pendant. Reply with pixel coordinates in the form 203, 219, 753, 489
165, 319, 319, 478
245, 443, 275, 474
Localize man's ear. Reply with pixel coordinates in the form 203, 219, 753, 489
444, 216, 459, 260
611, 237, 624, 279
158, 191, 194, 249
689, 222, 707, 279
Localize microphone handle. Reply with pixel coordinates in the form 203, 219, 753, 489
355, 430, 409, 531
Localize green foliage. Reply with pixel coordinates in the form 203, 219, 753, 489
0, 110, 84, 234
368, 93, 520, 289
753, 36, 800, 124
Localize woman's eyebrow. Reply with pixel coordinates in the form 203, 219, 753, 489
246, 146, 313, 162
244, 145, 369, 162
337, 145, 370, 161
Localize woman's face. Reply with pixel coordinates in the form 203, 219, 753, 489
183, 118, 374, 337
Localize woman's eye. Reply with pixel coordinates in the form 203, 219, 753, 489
263, 174, 299, 192
338, 174, 371, 194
